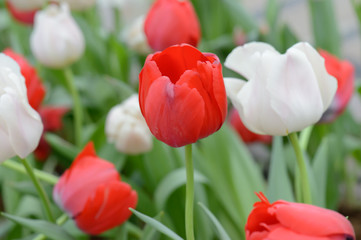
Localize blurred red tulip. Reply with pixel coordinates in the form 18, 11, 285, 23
3, 48, 45, 110
319, 50, 354, 122
144, 0, 201, 51
229, 108, 272, 144
53, 142, 137, 235
5, 0, 38, 25
139, 44, 227, 147
246, 192, 355, 240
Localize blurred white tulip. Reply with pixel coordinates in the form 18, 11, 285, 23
7, 0, 45, 11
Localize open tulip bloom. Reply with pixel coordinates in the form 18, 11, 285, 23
224, 42, 337, 136
246, 192, 355, 240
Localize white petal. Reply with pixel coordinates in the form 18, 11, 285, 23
224, 42, 276, 79
291, 42, 337, 111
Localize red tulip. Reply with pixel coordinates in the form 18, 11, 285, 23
246, 192, 355, 240
34, 106, 69, 161
53, 142, 137, 235
319, 50, 354, 122
5, 0, 38, 25
229, 108, 272, 144
3, 48, 46, 110
139, 44, 227, 147
144, 0, 201, 51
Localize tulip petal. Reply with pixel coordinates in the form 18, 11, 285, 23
53, 143, 120, 216
292, 42, 337, 111
144, 76, 204, 147
268, 227, 331, 240
275, 202, 355, 237
75, 181, 137, 235
224, 42, 276, 79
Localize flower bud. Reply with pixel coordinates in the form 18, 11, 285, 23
6, 0, 44, 11
123, 16, 152, 55
0, 53, 43, 162
106, 94, 153, 154
30, 3, 85, 69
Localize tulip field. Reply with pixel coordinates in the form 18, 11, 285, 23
1, 0, 361, 239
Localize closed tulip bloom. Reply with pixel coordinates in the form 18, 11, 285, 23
224, 42, 337, 136
139, 44, 227, 147
0, 53, 43, 162
3, 49, 46, 110
6, 0, 44, 11
246, 192, 355, 240
319, 50, 354, 122
229, 108, 272, 144
144, 0, 201, 51
106, 94, 153, 154
30, 3, 85, 69
5, 0, 40, 25
53, 142, 137, 235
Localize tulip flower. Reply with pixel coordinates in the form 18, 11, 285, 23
144, 0, 201, 51
3, 49, 46, 110
224, 42, 337, 136
319, 50, 354, 122
30, 3, 85, 69
106, 94, 153, 154
246, 192, 355, 240
139, 44, 227, 147
53, 142, 137, 235
0, 53, 43, 162
5, 1, 38, 25
229, 108, 272, 144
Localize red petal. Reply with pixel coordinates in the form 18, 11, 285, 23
275, 202, 355, 237
53, 143, 120, 216
144, 0, 200, 51
75, 181, 137, 235
267, 226, 331, 240
144, 76, 205, 147
5, 1, 37, 25
34, 135, 51, 161
39, 106, 69, 131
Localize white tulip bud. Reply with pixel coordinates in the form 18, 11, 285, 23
106, 94, 153, 155
7, 0, 45, 11
224, 42, 337, 136
30, 3, 85, 69
0, 53, 43, 162
123, 15, 152, 55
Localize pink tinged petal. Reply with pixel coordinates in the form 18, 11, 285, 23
275, 202, 355, 238
75, 181, 138, 235
224, 42, 277, 79
292, 42, 337, 112
53, 143, 120, 216
144, 76, 205, 147
266, 47, 324, 134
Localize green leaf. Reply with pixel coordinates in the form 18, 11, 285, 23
308, 0, 341, 56
45, 133, 78, 161
154, 168, 209, 210
1, 213, 74, 240
267, 136, 295, 202
198, 203, 231, 240
130, 209, 184, 240
142, 212, 163, 240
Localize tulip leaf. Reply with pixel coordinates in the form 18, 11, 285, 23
308, 0, 341, 56
154, 168, 209, 210
198, 202, 231, 240
1, 213, 74, 240
129, 209, 184, 240
267, 136, 295, 203
141, 212, 163, 240
45, 133, 78, 161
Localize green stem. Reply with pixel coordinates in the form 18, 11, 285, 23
64, 67, 83, 147
299, 125, 314, 151
20, 158, 55, 222
288, 132, 312, 204
2, 159, 58, 185
33, 214, 69, 240
185, 144, 194, 240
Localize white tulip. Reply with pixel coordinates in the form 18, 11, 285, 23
106, 94, 153, 154
224, 42, 337, 136
30, 3, 85, 69
53, 0, 96, 11
0, 53, 43, 162
7, 0, 45, 11
123, 16, 151, 55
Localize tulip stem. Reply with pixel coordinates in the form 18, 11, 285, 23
20, 158, 55, 223
185, 144, 195, 240
288, 132, 312, 204
2, 159, 58, 185
64, 67, 83, 147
